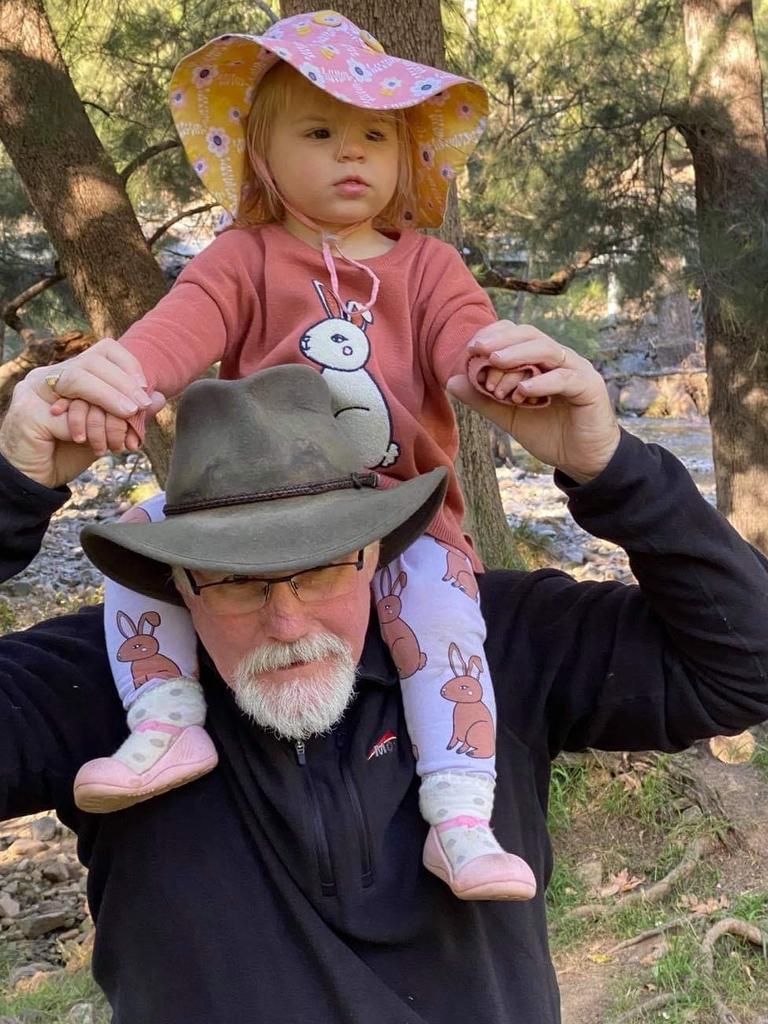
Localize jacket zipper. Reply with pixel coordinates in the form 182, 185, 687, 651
336, 730, 374, 889
295, 742, 336, 896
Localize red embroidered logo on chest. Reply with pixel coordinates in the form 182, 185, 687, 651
367, 731, 397, 760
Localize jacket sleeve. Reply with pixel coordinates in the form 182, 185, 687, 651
0, 455, 126, 820
0, 453, 70, 583
528, 430, 768, 755
0, 607, 126, 821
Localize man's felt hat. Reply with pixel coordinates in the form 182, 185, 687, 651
168, 9, 488, 228
80, 366, 446, 604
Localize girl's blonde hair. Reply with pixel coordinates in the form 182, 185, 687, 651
233, 61, 417, 230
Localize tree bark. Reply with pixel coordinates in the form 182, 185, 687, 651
0, 0, 175, 482
680, 0, 768, 551
280, 0, 515, 567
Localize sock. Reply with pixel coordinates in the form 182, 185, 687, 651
112, 678, 206, 773
419, 771, 507, 874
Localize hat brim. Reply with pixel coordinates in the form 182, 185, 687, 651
81, 468, 447, 605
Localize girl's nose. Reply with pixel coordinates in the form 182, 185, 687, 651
336, 133, 365, 161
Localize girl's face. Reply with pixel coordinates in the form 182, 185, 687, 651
266, 91, 401, 231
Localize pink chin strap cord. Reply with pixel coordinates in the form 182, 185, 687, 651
250, 154, 381, 316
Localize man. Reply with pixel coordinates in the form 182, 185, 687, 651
0, 353, 767, 1024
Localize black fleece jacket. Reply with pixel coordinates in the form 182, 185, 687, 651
1, 431, 767, 1024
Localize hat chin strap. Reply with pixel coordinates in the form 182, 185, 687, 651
250, 154, 381, 316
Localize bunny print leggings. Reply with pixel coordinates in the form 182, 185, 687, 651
103, 494, 496, 781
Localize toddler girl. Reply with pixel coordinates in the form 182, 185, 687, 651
61, 10, 542, 902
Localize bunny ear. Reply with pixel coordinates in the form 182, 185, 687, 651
116, 610, 137, 639
392, 571, 407, 597
312, 280, 343, 320
137, 610, 162, 636
447, 642, 467, 678
379, 565, 392, 597
468, 655, 484, 680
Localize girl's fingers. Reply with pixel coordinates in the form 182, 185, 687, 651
49, 397, 70, 416
493, 370, 528, 400
483, 367, 505, 391
105, 413, 131, 453
66, 400, 91, 444
125, 426, 143, 452
85, 404, 109, 457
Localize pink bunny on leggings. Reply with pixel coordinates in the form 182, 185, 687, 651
440, 643, 495, 758
115, 610, 182, 690
376, 567, 427, 679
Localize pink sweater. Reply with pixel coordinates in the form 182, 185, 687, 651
120, 223, 499, 568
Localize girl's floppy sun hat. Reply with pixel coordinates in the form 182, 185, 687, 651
169, 9, 488, 228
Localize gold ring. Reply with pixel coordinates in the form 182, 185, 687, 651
559, 348, 567, 365
44, 373, 62, 392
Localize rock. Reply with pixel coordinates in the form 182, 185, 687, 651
65, 1005, 96, 1024
0, 895, 20, 917
618, 379, 659, 415
40, 859, 70, 884
8, 962, 57, 988
30, 817, 58, 842
18, 908, 71, 938
3, 839, 47, 859
574, 856, 603, 893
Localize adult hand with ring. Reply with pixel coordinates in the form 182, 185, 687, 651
447, 320, 620, 483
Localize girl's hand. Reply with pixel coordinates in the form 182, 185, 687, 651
451, 321, 620, 483
49, 397, 144, 457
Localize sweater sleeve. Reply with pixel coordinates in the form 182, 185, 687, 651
535, 429, 768, 755
119, 228, 262, 399
419, 241, 497, 388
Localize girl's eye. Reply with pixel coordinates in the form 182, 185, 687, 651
367, 131, 387, 141
307, 128, 331, 139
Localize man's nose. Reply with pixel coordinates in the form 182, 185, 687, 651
261, 582, 310, 641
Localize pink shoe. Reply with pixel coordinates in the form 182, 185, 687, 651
423, 826, 537, 901
73, 725, 218, 813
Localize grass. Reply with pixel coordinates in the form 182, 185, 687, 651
0, 599, 17, 635
753, 740, 768, 783
0, 941, 108, 1023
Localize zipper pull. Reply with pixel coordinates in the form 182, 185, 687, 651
295, 741, 306, 766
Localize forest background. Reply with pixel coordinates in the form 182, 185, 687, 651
0, 2, 767, 1023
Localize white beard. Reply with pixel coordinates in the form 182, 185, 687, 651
231, 633, 357, 741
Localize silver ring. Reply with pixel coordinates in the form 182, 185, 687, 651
45, 373, 62, 392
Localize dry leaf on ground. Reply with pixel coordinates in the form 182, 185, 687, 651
598, 868, 646, 898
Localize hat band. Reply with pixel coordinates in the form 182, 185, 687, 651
163, 472, 379, 516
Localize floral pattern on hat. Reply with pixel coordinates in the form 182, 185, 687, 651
168, 10, 488, 227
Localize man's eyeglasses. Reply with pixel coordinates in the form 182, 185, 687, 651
184, 550, 365, 615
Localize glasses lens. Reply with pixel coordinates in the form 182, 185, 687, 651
292, 563, 359, 603
199, 578, 270, 615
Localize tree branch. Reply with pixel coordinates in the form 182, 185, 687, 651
465, 243, 597, 295
119, 140, 181, 183
254, 0, 279, 22
1, 270, 66, 353
146, 203, 218, 248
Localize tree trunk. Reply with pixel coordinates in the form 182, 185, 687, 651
0, 0, 175, 482
680, 0, 768, 551
653, 256, 696, 368
280, 0, 515, 567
